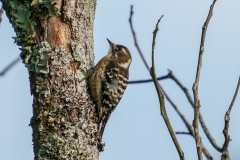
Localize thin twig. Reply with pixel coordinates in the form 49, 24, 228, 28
0, 57, 21, 76
128, 75, 169, 84
149, 16, 185, 160
129, 5, 150, 71
175, 132, 192, 135
192, 1, 217, 159
221, 77, 240, 160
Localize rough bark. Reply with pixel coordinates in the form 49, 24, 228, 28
2, 0, 98, 159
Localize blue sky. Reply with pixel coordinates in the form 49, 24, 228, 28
1, 1, 240, 159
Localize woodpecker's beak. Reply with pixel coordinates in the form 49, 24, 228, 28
107, 38, 117, 55
107, 38, 113, 45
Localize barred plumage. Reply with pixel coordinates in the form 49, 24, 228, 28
89, 39, 131, 140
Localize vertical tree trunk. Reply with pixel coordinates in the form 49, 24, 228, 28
2, 0, 98, 159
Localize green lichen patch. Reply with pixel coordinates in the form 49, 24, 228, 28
5, 1, 36, 46
3, 1, 53, 74
21, 42, 52, 74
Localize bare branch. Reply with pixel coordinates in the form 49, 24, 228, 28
129, 5, 150, 71
149, 16, 185, 160
221, 77, 240, 160
168, 69, 222, 152
0, 57, 21, 77
192, 1, 217, 159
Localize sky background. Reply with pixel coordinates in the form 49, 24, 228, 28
1, 0, 240, 160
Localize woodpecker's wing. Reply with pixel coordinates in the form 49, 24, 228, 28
103, 61, 129, 113
99, 61, 128, 136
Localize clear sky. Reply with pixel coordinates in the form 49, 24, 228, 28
1, 1, 240, 160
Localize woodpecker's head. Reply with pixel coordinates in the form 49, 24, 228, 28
107, 38, 132, 68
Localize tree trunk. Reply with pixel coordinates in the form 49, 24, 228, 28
2, 0, 98, 159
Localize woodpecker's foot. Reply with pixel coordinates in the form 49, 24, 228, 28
97, 134, 105, 152
98, 142, 105, 152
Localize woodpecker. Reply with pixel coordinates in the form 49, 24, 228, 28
89, 39, 132, 142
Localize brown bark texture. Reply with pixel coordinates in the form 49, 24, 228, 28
2, 0, 98, 159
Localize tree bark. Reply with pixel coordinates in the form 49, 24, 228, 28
2, 0, 98, 159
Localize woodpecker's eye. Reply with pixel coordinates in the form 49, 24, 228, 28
118, 47, 122, 51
